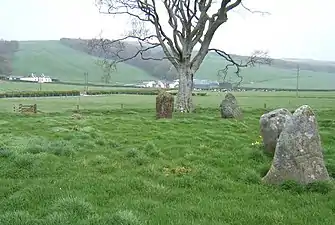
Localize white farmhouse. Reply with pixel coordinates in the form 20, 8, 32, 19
156, 80, 166, 88
20, 73, 52, 83
142, 80, 166, 88
143, 81, 156, 88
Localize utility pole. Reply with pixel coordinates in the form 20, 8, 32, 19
84, 72, 88, 92
38, 76, 42, 91
296, 64, 300, 98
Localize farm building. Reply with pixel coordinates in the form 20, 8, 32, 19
140, 80, 166, 88
8, 73, 53, 83
168, 79, 228, 90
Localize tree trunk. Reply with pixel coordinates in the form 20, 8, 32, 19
176, 65, 194, 113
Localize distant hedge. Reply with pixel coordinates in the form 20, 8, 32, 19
0, 90, 80, 98
86, 89, 207, 96
0, 89, 207, 98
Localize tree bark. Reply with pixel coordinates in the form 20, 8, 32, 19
176, 64, 194, 113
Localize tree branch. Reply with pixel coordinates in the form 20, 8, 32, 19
211, 49, 273, 87
240, 2, 271, 15
88, 32, 174, 77
89, 34, 168, 60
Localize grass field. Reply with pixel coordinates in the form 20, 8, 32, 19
12, 41, 155, 84
2, 91, 335, 113
0, 92, 334, 224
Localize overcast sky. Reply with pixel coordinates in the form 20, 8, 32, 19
1, 0, 334, 61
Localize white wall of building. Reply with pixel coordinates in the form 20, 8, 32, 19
143, 80, 166, 88
20, 73, 52, 83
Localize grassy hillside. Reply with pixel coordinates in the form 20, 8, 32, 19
60, 38, 335, 89
9, 40, 335, 90
11, 41, 155, 84
196, 53, 335, 89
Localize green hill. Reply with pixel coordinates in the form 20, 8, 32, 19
60, 38, 335, 90
12, 41, 155, 84
196, 53, 335, 90
10, 40, 335, 90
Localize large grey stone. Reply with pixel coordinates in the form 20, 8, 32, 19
220, 93, 242, 119
260, 108, 292, 154
262, 105, 330, 185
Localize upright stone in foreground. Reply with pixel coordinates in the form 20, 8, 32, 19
220, 93, 242, 119
260, 108, 292, 154
262, 105, 330, 185
156, 90, 174, 119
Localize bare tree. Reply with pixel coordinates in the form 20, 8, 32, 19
91, 0, 271, 112
96, 59, 115, 84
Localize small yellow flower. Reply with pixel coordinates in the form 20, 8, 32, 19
251, 140, 261, 146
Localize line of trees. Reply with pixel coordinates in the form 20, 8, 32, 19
0, 39, 19, 75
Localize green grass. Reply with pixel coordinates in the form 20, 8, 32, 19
12, 41, 155, 84
0, 94, 334, 224
2, 91, 335, 113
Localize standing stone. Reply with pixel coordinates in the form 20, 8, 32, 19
260, 108, 292, 154
262, 105, 330, 185
220, 93, 242, 119
156, 90, 174, 119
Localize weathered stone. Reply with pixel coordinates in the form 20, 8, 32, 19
262, 105, 330, 185
156, 90, 174, 119
220, 93, 242, 119
260, 108, 292, 154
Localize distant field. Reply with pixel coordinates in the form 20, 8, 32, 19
2, 91, 335, 113
12, 41, 155, 84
